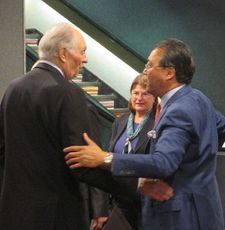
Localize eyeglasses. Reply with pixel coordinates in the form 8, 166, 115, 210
145, 62, 173, 70
131, 91, 151, 98
144, 62, 162, 70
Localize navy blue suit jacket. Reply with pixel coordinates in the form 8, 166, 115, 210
111, 85, 225, 230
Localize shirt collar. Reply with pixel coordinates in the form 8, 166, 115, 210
160, 84, 185, 109
38, 60, 65, 78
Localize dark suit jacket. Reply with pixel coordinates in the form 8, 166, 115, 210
111, 85, 225, 230
108, 111, 155, 230
109, 111, 155, 154
80, 104, 109, 228
0, 63, 135, 230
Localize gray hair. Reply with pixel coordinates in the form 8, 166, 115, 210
38, 23, 78, 61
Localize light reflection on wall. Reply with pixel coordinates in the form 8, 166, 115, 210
25, 0, 139, 99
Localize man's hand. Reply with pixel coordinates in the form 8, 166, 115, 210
90, 217, 108, 230
64, 133, 108, 168
139, 178, 174, 201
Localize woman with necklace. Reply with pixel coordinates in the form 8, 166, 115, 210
108, 74, 156, 230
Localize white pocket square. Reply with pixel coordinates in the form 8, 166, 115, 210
147, 130, 157, 139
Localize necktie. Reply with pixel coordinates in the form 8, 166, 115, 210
154, 103, 161, 123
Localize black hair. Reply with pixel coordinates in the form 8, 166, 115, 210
155, 38, 195, 84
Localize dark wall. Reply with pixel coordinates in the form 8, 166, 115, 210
64, 0, 225, 114
0, 0, 24, 99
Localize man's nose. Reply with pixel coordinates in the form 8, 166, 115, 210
83, 54, 88, 63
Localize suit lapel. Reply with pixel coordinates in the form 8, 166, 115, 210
155, 85, 192, 128
134, 111, 155, 153
111, 112, 155, 154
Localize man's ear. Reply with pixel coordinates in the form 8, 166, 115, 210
166, 67, 176, 81
58, 47, 67, 63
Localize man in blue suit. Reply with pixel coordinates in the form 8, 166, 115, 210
64, 38, 225, 230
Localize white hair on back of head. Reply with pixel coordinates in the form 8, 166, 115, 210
38, 23, 78, 61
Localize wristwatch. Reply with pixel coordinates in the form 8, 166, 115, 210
103, 152, 113, 164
